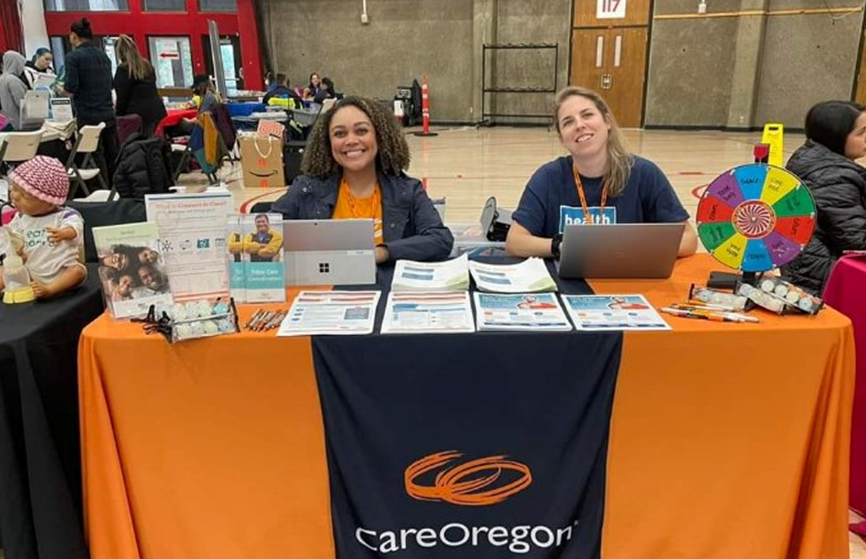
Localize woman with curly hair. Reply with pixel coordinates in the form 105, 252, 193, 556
272, 96, 453, 263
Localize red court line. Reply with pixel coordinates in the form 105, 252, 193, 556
239, 190, 283, 213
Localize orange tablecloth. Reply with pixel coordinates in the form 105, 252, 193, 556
78, 255, 854, 559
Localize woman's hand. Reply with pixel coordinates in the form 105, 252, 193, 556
375, 246, 389, 264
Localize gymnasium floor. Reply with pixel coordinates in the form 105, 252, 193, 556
186, 126, 797, 226
174, 125, 866, 558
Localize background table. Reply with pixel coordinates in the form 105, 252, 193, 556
78, 255, 854, 559
1, 267, 103, 559
823, 254, 866, 517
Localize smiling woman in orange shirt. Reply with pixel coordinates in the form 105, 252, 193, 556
272, 96, 453, 264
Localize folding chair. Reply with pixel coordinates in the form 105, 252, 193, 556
0, 130, 44, 171
66, 123, 110, 200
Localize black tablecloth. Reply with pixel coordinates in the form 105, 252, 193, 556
0, 266, 103, 559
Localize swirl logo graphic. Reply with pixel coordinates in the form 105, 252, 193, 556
405, 451, 532, 506
733, 200, 776, 239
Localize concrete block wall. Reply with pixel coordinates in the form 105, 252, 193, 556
259, 0, 865, 128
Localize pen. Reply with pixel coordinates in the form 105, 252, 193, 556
661, 308, 757, 323
245, 309, 264, 330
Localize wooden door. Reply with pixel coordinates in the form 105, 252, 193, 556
570, 0, 651, 128
856, 29, 866, 106
605, 28, 648, 127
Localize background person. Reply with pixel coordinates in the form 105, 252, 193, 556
313, 77, 337, 104
304, 72, 321, 99
113, 34, 167, 137
24, 47, 54, 89
506, 86, 697, 259
272, 96, 453, 263
65, 18, 118, 188
0, 51, 28, 130
782, 100, 866, 294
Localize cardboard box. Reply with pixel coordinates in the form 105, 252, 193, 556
239, 133, 285, 188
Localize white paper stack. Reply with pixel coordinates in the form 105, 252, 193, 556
391, 254, 470, 291
473, 293, 572, 332
381, 291, 475, 334
562, 294, 670, 331
278, 291, 381, 336
469, 258, 557, 293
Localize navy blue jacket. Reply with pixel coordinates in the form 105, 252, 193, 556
272, 172, 454, 262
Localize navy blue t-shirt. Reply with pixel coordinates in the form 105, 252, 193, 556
512, 155, 690, 238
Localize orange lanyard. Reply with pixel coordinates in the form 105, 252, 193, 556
572, 164, 608, 225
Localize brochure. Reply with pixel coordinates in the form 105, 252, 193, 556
381, 291, 475, 334
240, 213, 285, 303
562, 294, 670, 331
92, 222, 173, 319
226, 215, 246, 303
391, 254, 470, 291
145, 192, 234, 301
277, 290, 381, 336
469, 258, 557, 293
473, 292, 572, 332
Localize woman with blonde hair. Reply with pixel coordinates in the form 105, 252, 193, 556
506, 86, 697, 259
113, 34, 166, 136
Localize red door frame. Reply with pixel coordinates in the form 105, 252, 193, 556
42, 0, 262, 89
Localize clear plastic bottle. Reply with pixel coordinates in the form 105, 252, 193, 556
2, 252, 36, 304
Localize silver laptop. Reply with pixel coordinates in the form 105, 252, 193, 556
557, 223, 685, 279
283, 219, 377, 285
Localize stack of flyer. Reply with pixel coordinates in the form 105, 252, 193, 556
473, 292, 572, 332
383, 255, 474, 334
278, 291, 381, 336
469, 258, 557, 293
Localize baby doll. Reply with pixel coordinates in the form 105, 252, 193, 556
0, 156, 86, 299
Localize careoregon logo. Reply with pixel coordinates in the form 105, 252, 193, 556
405, 450, 532, 506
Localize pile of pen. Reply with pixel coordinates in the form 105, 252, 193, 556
245, 309, 288, 332
660, 301, 759, 323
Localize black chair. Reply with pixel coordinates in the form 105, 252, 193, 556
67, 199, 147, 262
250, 201, 274, 214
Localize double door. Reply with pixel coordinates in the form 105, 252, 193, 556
570, 0, 651, 128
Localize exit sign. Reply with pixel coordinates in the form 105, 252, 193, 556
598, 0, 627, 19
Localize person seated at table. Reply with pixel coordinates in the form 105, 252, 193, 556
113, 35, 167, 137
166, 74, 220, 137
23, 47, 55, 89
313, 77, 337, 104
506, 86, 697, 259
782, 100, 866, 294
272, 96, 453, 264
262, 73, 303, 109
0, 51, 29, 130
0, 156, 86, 299
304, 73, 321, 100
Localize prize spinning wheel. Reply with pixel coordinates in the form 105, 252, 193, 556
697, 164, 816, 273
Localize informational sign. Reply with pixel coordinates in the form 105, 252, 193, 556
597, 0, 627, 19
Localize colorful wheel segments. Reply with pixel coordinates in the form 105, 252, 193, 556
697, 164, 816, 273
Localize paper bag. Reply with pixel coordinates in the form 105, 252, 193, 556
240, 133, 285, 188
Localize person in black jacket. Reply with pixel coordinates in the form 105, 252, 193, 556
313, 77, 337, 104
272, 96, 453, 263
113, 35, 167, 137
783, 100, 866, 294
65, 18, 118, 188
262, 73, 303, 108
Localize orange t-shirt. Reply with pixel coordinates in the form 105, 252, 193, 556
332, 178, 384, 246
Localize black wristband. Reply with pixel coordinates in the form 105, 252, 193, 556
551, 234, 563, 259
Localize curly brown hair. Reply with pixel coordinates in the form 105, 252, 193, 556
301, 96, 411, 178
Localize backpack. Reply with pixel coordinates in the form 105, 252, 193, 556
112, 133, 173, 199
